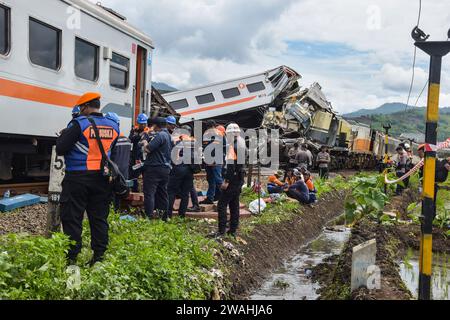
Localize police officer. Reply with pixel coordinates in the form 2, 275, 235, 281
215, 123, 245, 238
56, 93, 120, 266
129, 113, 149, 192
141, 117, 173, 219
167, 125, 198, 220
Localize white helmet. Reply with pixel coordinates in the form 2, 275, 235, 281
404, 143, 411, 149
226, 123, 241, 135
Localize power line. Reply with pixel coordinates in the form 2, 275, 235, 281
405, 0, 423, 112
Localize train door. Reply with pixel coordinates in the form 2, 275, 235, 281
134, 46, 147, 125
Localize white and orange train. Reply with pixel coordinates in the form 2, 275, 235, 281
0, 0, 155, 181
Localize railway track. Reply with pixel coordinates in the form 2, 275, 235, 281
0, 182, 49, 196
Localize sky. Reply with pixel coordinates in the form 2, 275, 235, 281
94, 0, 450, 114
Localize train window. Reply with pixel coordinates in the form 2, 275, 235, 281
169, 99, 189, 110
247, 81, 266, 93
110, 52, 129, 90
75, 38, 99, 81
196, 93, 215, 105
222, 87, 241, 99
0, 5, 10, 56
29, 18, 61, 70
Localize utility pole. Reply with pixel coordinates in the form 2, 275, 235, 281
415, 40, 450, 300
383, 123, 391, 194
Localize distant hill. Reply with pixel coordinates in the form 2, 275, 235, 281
345, 102, 450, 118
153, 82, 178, 94
346, 108, 450, 141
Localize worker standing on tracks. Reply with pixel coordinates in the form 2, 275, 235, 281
317, 146, 331, 179
141, 117, 173, 220
214, 123, 245, 239
200, 120, 224, 205
167, 125, 198, 220
56, 93, 120, 266
129, 113, 149, 192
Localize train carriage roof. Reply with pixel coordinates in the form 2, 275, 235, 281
68, 0, 154, 48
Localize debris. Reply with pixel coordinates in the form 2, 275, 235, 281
119, 215, 138, 222
0, 194, 41, 212
248, 199, 267, 215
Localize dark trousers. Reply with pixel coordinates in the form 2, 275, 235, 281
268, 184, 284, 194
287, 189, 311, 204
319, 167, 329, 179
143, 166, 170, 219
190, 186, 199, 207
206, 166, 224, 201
168, 165, 194, 219
130, 166, 143, 192
60, 173, 111, 261
217, 182, 243, 234
395, 171, 410, 195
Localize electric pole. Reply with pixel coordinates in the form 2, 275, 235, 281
415, 40, 450, 300
383, 123, 391, 194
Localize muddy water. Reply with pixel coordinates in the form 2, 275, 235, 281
250, 226, 350, 300
399, 251, 449, 300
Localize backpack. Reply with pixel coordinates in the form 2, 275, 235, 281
435, 159, 449, 183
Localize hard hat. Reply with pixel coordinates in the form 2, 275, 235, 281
226, 123, 241, 135
76, 92, 101, 107
150, 117, 167, 126
72, 106, 81, 115
276, 170, 284, 177
166, 116, 177, 125
137, 113, 149, 125
404, 143, 411, 149
293, 169, 302, 177
106, 112, 120, 125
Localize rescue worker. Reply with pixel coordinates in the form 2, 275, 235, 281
395, 146, 410, 195
288, 143, 300, 170
107, 112, 132, 211
267, 170, 288, 194
317, 146, 331, 179
201, 120, 224, 205
167, 125, 198, 220
215, 123, 245, 238
166, 115, 178, 134
303, 171, 318, 203
187, 186, 201, 212
129, 113, 149, 192
295, 144, 313, 170
141, 117, 172, 219
287, 170, 314, 205
56, 92, 120, 266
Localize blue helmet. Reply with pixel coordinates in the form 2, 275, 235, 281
166, 116, 177, 125
72, 106, 81, 116
137, 113, 149, 125
106, 112, 120, 125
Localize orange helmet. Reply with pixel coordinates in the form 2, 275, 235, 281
76, 92, 101, 107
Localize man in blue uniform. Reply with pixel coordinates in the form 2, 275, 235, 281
56, 93, 120, 266
141, 117, 173, 219
129, 113, 149, 192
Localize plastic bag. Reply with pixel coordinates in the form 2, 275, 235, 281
248, 198, 267, 215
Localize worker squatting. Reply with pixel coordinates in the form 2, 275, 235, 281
56, 92, 279, 266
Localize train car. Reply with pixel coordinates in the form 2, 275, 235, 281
163, 66, 301, 128
0, 0, 156, 181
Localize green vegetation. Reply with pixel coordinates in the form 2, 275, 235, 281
349, 108, 450, 141
0, 214, 218, 300
344, 174, 390, 223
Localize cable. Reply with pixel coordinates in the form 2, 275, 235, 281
405, 0, 423, 112
414, 80, 429, 108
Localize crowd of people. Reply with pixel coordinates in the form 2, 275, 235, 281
56, 93, 246, 265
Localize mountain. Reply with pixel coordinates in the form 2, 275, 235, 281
345, 103, 450, 118
346, 108, 450, 142
153, 82, 178, 94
